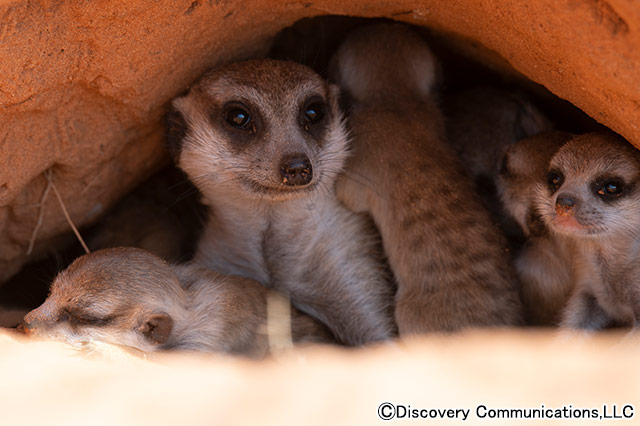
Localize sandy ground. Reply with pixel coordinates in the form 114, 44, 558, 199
1, 328, 637, 425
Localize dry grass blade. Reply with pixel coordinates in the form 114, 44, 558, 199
47, 169, 90, 254
266, 290, 293, 353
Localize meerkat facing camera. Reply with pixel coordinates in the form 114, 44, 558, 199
535, 132, 640, 330
330, 23, 523, 334
22, 248, 334, 355
496, 132, 575, 325
168, 59, 395, 345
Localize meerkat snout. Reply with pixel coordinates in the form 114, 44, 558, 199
555, 194, 578, 211
280, 154, 312, 186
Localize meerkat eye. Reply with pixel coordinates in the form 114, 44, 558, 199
303, 102, 325, 124
62, 307, 111, 326
225, 108, 251, 129
595, 179, 625, 199
547, 170, 564, 191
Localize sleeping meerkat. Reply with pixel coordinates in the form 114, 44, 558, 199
21, 248, 334, 355
168, 59, 396, 345
535, 132, 640, 330
496, 132, 575, 325
330, 23, 523, 334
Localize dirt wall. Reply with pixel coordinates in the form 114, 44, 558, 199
1, 0, 639, 282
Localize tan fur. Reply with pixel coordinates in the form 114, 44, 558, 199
535, 132, 640, 329
330, 23, 523, 335
496, 132, 576, 325
170, 59, 396, 345
22, 248, 333, 356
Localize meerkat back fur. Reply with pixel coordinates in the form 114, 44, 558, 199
169, 59, 395, 345
330, 23, 523, 334
535, 132, 640, 330
22, 247, 334, 355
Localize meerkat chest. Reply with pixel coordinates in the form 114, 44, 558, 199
194, 197, 345, 286
262, 196, 367, 287
585, 243, 638, 320
194, 210, 271, 284
263, 199, 336, 277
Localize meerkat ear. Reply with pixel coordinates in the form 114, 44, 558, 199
511, 93, 554, 140
138, 312, 173, 345
165, 101, 188, 162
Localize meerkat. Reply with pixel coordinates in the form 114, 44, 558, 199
444, 87, 553, 240
445, 86, 553, 183
535, 131, 640, 330
168, 59, 395, 345
329, 23, 523, 334
496, 132, 576, 325
21, 247, 334, 355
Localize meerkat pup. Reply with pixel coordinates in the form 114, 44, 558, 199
535, 132, 640, 330
496, 132, 576, 324
329, 23, 523, 334
22, 248, 334, 355
445, 86, 553, 243
445, 86, 553, 183
168, 59, 395, 345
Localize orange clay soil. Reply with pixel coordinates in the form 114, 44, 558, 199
1, 0, 639, 283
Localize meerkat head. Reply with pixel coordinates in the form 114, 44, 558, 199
497, 131, 572, 236
535, 132, 640, 239
167, 59, 348, 203
445, 87, 554, 181
22, 248, 188, 352
329, 22, 437, 104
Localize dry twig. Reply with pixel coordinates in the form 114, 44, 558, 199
26, 169, 90, 255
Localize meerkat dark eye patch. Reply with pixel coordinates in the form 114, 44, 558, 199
498, 153, 511, 177
62, 308, 114, 327
225, 107, 251, 129
303, 101, 325, 123
300, 96, 327, 126
594, 178, 626, 201
165, 106, 187, 161
547, 170, 564, 192
299, 97, 328, 141
219, 102, 261, 149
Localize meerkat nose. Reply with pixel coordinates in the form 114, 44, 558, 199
20, 319, 36, 335
556, 194, 577, 215
280, 155, 313, 186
